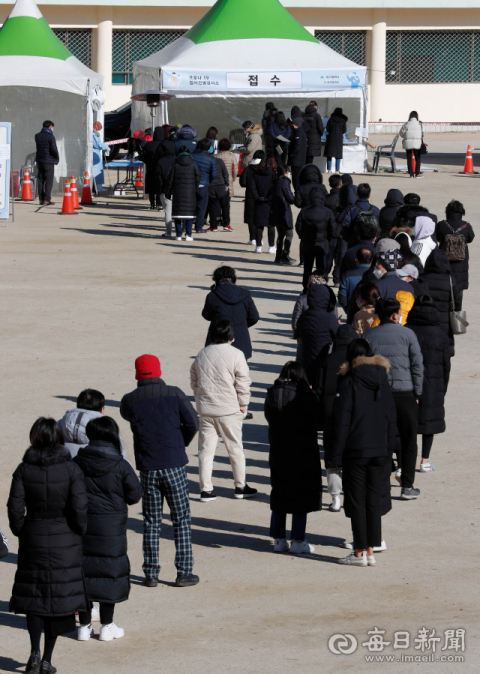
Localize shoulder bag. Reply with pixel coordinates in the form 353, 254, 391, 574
449, 275, 468, 335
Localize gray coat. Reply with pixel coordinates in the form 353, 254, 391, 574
364, 322, 424, 396
58, 408, 128, 460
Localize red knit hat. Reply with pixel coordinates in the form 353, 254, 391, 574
135, 354, 161, 380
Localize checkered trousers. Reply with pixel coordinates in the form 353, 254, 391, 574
140, 466, 194, 578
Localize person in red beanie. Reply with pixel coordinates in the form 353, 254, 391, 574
120, 355, 199, 588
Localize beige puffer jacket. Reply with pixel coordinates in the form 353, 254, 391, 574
241, 125, 263, 168
216, 150, 238, 196
190, 343, 251, 417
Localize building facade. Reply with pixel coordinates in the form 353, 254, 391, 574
1, 0, 479, 121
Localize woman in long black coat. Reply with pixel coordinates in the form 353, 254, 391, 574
164, 148, 201, 239
420, 247, 462, 357
435, 200, 475, 309
406, 296, 451, 472
143, 126, 165, 208
247, 154, 278, 252
323, 107, 348, 172
74, 416, 142, 642
8, 417, 88, 673
264, 361, 322, 554
240, 150, 265, 244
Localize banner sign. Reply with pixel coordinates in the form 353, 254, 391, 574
163, 69, 365, 92
0, 122, 11, 221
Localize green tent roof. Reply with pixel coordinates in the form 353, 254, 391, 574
185, 0, 318, 45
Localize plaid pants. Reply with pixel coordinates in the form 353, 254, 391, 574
140, 466, 194, 578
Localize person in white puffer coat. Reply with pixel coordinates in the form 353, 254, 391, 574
399, 111, 424, 178
190, 319, 257, 503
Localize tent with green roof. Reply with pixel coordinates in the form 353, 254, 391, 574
132, 0, 368, 171
0, 0, 104, 192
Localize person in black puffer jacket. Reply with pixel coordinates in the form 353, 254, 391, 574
406, 296, 451, 473
207, 156, 230, 231
8, 417, 88, 673
240, 150, 264, 244
296, 187, 335, 289
303, 102, 324, 164
379, 189, 404, 233
295, 283, 339, 383
395, 193, 437, 228
247, 155, 278, 253
324, 108, 348, 172
164, 147, 201, 240
420, 247, 462, 357
436, 199, 475, 308
264, 361, 322, 554
143, 126, 165, 208
329, 339, 397, 566
35, 121, 59, 205
293, 164, 328, 208
155, 141, 176, 237
202, 265, 260, 360
74, 416, 142, 642
272, 168, 295, 265
332, 182, 358, 285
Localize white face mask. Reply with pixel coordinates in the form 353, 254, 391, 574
373, 268, 384, 280
398, 315, 403, 325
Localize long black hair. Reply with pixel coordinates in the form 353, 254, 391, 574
275, 361, 309, 386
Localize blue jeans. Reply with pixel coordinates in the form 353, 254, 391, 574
270, 511, 307, 540
195, 186, 209, 230
174, 220, 193, 237
327, 157, 342, 172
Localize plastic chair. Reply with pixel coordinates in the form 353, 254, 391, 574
373, 134, 399, 173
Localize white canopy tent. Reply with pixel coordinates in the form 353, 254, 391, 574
132, 0, 368, 171
0, 0, 104, 193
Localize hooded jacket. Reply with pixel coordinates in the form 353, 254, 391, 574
435, 215, 475, 290
396, 203, 437, 227
406, 304, 451, 434
288, 124, 308, 168
411, 216, 437, 266
247, 167, 278, 228
202, 282, 260, 360
242, 125, 263, 168
264, 379, 322, 514
174, 126, 197, 155
165, 154, 201, 216
324, 109, 348, 159
421, 247, 462, 356
364, 322, 424, 395
155, 142, 176, 194
74, 441, 142, 604
328, 355, 397, 466
8, 445, 88, 616
302, 104, 324, 157
379, 189, 404, 231
58, 408, 128, 460
293, 164, 328, 208
295, 188, 335, 250
143, 127, 165, 195
272, 174, 295, 229
240, 163, 258, 226
296, 284, 339, 382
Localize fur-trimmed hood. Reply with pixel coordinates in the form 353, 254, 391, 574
391, 226, 413, 238
249, 124, 263, 136
339, 355, 391, 376
23, 445, 72, 466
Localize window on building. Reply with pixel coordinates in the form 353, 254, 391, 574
53, 29, 92, 68
386, 31, 480, 83
315, 30, 366, 66
112, 29, 187, 85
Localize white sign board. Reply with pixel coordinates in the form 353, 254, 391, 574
0, 124, 11, 219
226, 71, 302, 90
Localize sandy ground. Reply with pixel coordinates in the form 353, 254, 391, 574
0, 133, 479, 673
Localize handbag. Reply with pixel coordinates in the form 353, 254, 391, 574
420, 142, 428, 155
449, 275, 468, 334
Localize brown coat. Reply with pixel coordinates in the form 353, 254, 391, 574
353, 304, 378, 336
241, 125, 263, 168
216, 150, 238, 197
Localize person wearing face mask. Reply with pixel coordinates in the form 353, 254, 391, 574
370, 250, 416, 325
364, 298, 424, 500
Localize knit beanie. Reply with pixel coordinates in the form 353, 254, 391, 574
135, 354, 161, 380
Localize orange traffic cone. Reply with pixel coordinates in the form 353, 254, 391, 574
135, 167, 144, 187
20, 168, 34, 201
80, 172, 93, 204
58, 179, 78, 215
70, 175, 83, 210
411, 150, 416, 175
460, 145, 476, 174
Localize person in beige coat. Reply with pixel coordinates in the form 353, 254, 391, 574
241, 121, 263, 169
190, 319, 257, 502
216, 139, 238, 197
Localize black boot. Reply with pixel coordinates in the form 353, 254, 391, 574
280, 252, 295, 266
40, 662, 57, 674
25, 652, 41, 674
274, 249, 282, 264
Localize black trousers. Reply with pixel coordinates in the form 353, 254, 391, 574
306, 155, 314, 165
208, 189, 230, 226
291, 166, 302, 193
406, 149, 421, 177
37, 162, 55, 203
393, 393, 419, 489
303, 246, 326, 290
332, 239, 348, 283
343, 456, 386, 550
255, 225, 276, 247
78, 602, 115, 626
276, 224, 293, 257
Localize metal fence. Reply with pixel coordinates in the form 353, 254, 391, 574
53, 29, 92, 68
315, 30, 367, 66
386, 31, 480, 83
112, 29, 186, 84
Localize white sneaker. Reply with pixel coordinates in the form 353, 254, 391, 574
329, 495, 341, 512
268, 246, 276, 254
341, 539, 387, 553
185, 235, 194, 241
367, 554, 376, 566
338, 552, 367, 566
290, 539, 315, 554
77, 624, 94, 641
248, 239, 256, 245
420, 462, 435, 472
99, 623, 125, 642
255, 246, 262, 253
395, 469, 402, 484
175, 236, 182, 241
273, 538, 289, 552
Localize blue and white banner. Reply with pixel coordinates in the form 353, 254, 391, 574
0, 123, 11, 221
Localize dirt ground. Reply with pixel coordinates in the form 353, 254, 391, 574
0, 133, 479, 673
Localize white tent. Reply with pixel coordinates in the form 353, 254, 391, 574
0, 0, 104, 192
132, 0, 368, 171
